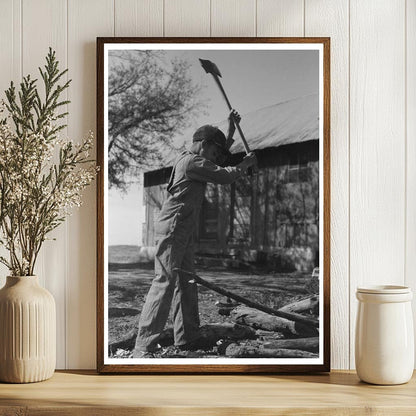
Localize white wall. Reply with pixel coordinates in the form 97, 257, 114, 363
0, 0, 414, 370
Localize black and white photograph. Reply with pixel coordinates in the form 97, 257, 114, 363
97, 38, 330, 373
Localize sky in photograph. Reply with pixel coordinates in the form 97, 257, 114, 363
109, 48, 319, 246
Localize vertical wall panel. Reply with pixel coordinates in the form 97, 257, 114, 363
406, 0, 416, 364
0, 0, 413, 370
0, 0, 21, 287
67, 0, 114, 369
22, 0, 68, 369
350, 0, 406, 368
164, 0, 210, 37
305, 0, 350, 370
211, 0, 256, 37
0, 0, 21, 100
257, 0, 304, 36
0, 0, 13, 102
115, 0, 163, 36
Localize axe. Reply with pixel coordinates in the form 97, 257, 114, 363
199, 58, 251, 155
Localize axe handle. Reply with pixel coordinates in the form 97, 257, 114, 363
234, 122, 251, 155
212, 75, 251, 155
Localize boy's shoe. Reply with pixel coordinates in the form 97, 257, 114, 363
176, 337, 209, 351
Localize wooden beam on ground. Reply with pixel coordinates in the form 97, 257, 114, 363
263, 337, 319, 353
225, 343, 318, 358
278, 295, 319, 314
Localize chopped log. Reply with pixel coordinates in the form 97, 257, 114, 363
255, 329, 286, 342
225, 343, 318, 358
255, 329, 284, 338
231, 306, 318, 338
199, 323, 256, 341
263, 337, 319, 353
175, 268, 319, 327
278, 296, 319, 315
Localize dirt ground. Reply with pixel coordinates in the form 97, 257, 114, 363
108, 263, 315, 357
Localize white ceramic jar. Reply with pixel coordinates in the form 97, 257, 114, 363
355, 285, 414, 385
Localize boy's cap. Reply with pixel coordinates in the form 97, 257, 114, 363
193, 125, 228, 151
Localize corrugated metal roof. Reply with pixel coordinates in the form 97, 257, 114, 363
215, 93, 319, 154
153, 93, 319, 167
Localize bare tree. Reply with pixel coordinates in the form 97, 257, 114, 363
108, 50, 202, 190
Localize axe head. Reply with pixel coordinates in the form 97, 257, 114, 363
199, 58, 222, 78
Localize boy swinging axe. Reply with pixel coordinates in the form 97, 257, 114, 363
133, 67, 257, 357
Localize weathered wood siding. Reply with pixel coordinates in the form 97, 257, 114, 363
143, 143, 319, 272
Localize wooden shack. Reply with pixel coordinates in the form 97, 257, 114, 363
142, 94, 320, 272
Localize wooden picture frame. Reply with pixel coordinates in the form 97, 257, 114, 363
97, 37, 330, 374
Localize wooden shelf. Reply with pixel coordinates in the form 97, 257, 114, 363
0, 370, 415, 415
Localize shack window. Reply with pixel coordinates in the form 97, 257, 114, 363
285, 152, 311, 183
286, 164, 311, 183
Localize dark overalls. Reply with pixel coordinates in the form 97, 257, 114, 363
134, 150, 241, 352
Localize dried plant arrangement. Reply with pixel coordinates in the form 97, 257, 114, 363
0, 48, 96, 276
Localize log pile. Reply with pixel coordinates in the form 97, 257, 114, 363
109, 271, 320, 359
223, 298, 319, 358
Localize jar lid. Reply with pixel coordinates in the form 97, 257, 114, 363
357, 285, 411, 294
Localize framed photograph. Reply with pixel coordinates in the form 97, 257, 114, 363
97, 37, 330, 373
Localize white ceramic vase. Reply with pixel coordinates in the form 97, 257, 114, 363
0, 276, 56, 383
355, 285, 414, 385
